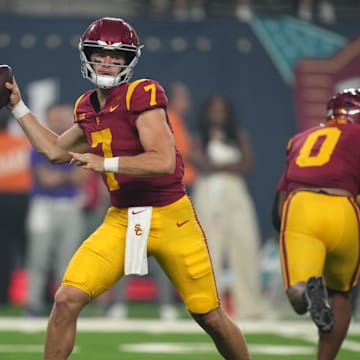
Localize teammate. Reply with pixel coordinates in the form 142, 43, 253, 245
273, 88, 360, 360
6, 17, 250, 360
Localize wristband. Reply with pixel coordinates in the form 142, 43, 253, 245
104, 157, 119, 173
11, 100, 30, 119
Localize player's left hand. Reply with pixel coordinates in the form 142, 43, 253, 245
69, 152, 105, 173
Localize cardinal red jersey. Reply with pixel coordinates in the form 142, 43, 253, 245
74, 78, 185, 208
278, 124, 360, 197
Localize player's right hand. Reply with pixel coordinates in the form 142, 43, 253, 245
5, 77, 22, 109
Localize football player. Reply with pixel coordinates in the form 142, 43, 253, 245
6, 17, 250, 360
274, 89, 360, 360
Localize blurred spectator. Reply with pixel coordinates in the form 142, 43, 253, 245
165, 80, 197, 194
0, 110, 31, 305
25, 103, 87, 316
149, 0, 171, 18
0, 0, 357, 21
318, 0, 336, 22
81, 170, 109, 237
191, 94, 267, 319
172, 0, 206, 21
235, 0, 254, 22
297, 0, 335, 23
297, 0, 313, 21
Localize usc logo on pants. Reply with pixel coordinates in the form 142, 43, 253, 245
134, 224, 142, 236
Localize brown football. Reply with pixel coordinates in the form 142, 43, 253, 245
0, 65, 13, 109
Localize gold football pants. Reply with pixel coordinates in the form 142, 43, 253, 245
62, 195, 220, 314
280, 191, 360, 292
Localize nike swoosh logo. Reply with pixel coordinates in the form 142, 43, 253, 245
177, 220, 189, 228
109, 104, 119, 112
131, 209, 146, 215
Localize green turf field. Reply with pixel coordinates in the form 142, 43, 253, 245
1, 303, 359, 359
1, 317, 360, 359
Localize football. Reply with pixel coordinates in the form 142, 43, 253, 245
0, 64, 13, 109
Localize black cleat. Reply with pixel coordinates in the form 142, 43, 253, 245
304, 276, 334, 332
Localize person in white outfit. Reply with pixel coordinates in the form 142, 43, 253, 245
192, 94, 266, 319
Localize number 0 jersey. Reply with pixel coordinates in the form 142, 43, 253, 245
278, 124, 360, 197
74, 78, 186, 208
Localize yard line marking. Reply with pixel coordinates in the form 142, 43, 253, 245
0, 345, 79, 353
342, 340, 360, 352
249, 344, 314, 355
121, 343, 215, 353
120, 343, 314, 355
291, 332, 360, 353
0, 318, 360, 335
0, 345, 43, 353
284, 332, 360, 352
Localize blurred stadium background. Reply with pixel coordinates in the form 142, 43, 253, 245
3, 0, 360, 243
1, 0, 360, 358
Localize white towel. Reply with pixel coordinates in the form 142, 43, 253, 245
124, 206, 152, 276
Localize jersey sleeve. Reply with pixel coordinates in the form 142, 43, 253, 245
126, 79, 168, 114
277, 136, 293, 191
285, 137, 293, 156
277, 173, 287, 191
73, 93, 86, 124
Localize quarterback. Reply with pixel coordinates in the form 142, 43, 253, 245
274, 89, 360, 360
6, 17, 250, 360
